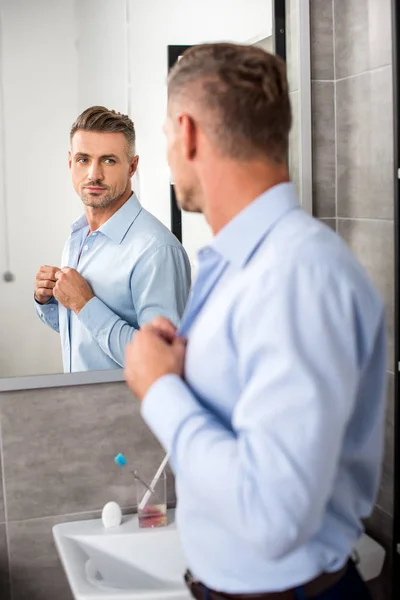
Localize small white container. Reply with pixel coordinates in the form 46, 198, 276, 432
101, 501, 122, 529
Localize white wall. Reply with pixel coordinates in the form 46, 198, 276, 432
0, 0, 272, 377
0, 0, 128, 376
128, 0, 273, 271
0, 0, 78, 377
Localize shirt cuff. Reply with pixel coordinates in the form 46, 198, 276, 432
141, 374, 202, 453
34, 296, 57, 307
77, 296, 117, 337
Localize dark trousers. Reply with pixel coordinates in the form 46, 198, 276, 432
190, 562, 373, 600
307, 562, 372, 600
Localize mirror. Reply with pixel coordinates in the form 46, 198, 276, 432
0, 0, 308, 385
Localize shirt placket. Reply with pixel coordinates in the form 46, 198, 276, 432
178, 249, 227, 337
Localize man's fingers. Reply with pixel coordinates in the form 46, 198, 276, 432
36, 288, 53, 298
150, 316, 177, 343
152, 316, 177, 332
40, 265, 59, 274
171, 336, 187, 360
37, 279, 56, 290
38, 266, 59, 281
140, 320, 176, 344
139, 326, 167, 343
173, 336, 187, 349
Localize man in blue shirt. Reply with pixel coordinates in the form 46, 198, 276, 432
34, 106, 191, 373
125, 44, 385, 599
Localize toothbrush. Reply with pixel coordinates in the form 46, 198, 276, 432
139, 454, 169, 511
114, 453, 155, 494
114, 453, 169, 509
133, 469, 162, 501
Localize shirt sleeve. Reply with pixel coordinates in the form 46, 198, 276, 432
35, 297, 60, 333
77, 244, 191, 367
141, 264, 385, 560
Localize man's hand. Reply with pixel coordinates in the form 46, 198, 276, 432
125, 322, 186, 401
53, 267, 94, 314
149, 316, 178, 343
34, 265, 59, 304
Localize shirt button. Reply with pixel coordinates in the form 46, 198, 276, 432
84, 245, 88, 251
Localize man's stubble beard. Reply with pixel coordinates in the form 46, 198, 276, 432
175, 184, 203, 214
80, 184, 128, 209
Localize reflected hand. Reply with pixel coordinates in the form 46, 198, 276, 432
125, 324, 186, 401
53, 267, 94, 314
34, 265, 59, 304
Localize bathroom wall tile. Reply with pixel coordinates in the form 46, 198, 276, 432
312, 81, 336, 217
337, 219, 394, 369
286, 0, 298, 93
319, 218, 336, 231
310, 0, 334, 80
0, 523, 10, 600
289, 91, 300, 196
376, 373, 394, 516
336, 68, 394, 219
365, 505, 392, 551
364, 506, 393, 600
8, 511, 101, 600
0, 381, 166, 521
334, 0, 392, 79
367, 562, 392, 600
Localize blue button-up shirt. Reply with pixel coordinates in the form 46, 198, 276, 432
142, 183, 387, 593
36, 194, 191, 372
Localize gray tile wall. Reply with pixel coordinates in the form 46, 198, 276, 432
336, 69, 393, 220
311, 1, 395, 598
0, 382, 174, 600
310, 1, 336, 223
312, 81, 336, 218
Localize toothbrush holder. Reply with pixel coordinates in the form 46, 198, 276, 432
135, 470, 167, 528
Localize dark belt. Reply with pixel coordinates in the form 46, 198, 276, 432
184, 561, 350, 600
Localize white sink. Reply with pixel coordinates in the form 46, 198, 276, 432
53, 509, 191, 600
54, 507, 385, 599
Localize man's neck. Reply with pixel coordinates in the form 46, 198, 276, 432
84, 188, 133, 232
203, 161, 290, 235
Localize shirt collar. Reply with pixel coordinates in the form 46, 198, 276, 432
70, 193, 142, 244
209, 183, 300, 268
70, 213, 89, 233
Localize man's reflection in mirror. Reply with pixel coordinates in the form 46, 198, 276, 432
34, 106, 191, 373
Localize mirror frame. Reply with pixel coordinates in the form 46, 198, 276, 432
0, 368, 125, 392
0, 0, 312, 392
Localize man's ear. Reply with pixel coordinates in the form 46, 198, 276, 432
68, 151, 72, 170
129, 155, 139, 177
180, 114, 198, 160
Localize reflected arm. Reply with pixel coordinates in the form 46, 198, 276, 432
34, 296, 60, 333
77, 245, 191, 367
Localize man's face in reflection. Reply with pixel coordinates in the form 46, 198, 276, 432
69, 131, 138, 209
